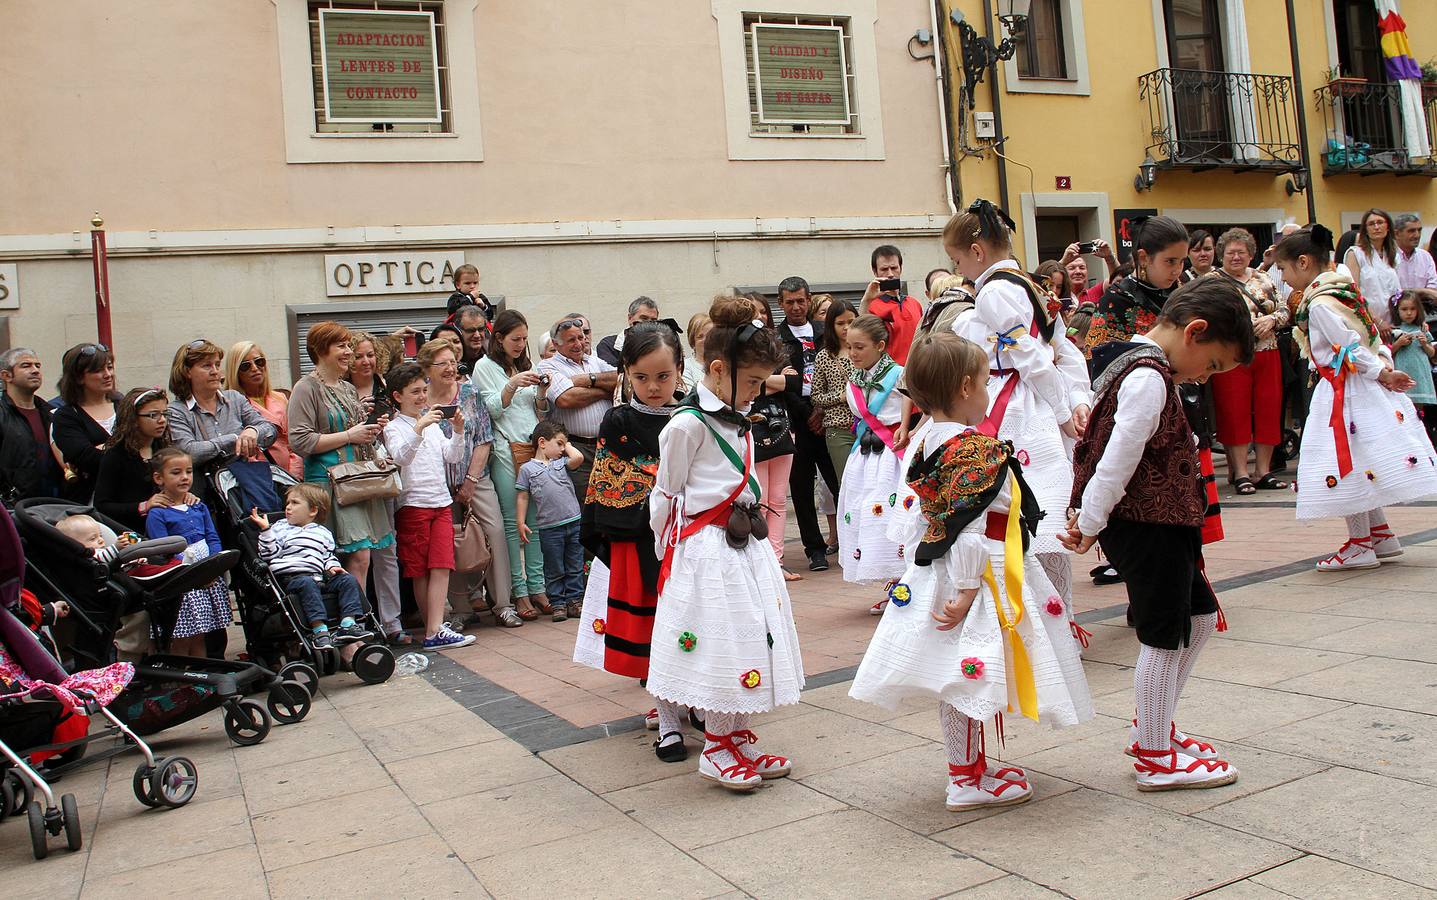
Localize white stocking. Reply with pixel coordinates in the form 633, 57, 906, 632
1134, 644, 1182, 750
1367, 507, 1389, 531
655, 699, 685, 747
1037, 552, 1073, 606
1345, 514, 1371, 540
1174, 612, 1218, 699
939, 703, 981, 766
700, 710, 750, 769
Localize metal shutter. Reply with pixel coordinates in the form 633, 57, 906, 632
286, 295, 505, 381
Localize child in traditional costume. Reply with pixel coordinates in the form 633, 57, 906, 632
1063, 276, 1253, 790
850, 332, 1092, 810
1276, 226, 1437, 570
836, 315, 911, 610
646, 297, 805, 792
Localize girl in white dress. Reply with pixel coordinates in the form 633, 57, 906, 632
646, 297, 805, 792
850, 332, 1092, 811
1278, 225, 1437, 570
948, 201, 1079, 632
836, 315, 910, 603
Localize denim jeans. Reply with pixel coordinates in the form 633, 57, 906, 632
286, 572, 366, 625
537, 520, 584, 607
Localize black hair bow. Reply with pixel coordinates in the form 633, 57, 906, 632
967, 199, 1015, 240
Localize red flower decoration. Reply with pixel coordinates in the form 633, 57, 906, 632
740, 669, 762, 689
1397, 410, 1405, 423
1044, 596, 1065, 617
1016, 449, 1030, 466
871, 503, 884, 517
961, 658, 985, 679
1325, 475, 1338, 489
592, 618, 606, 635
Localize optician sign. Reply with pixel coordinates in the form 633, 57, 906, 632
750, 23, 850, 125
318, 8, 442, 124
325, 252, 464, 297
0, 264, 18, 310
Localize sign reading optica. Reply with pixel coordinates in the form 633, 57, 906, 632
751, 23, 850, 126
318, 8, 442, 124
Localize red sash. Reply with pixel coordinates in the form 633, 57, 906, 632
849, 382, 905, 459
978, 318, 1041, 437
657, 432, 754, 592
1316, 363, 1354, 478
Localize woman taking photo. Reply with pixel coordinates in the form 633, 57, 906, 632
1210, 228, 1289, 494
226, 341, 301, 478
421, 339, 523, 628
287, 322, 393, 586
472, 310, 549, 620
52, 342, 120, 502
1345, 208, 1402, 335
93, 387, 187, 532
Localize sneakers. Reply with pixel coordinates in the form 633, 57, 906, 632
730, 729, 792, 779
333, 621, 374, 644
423, 626, 476, 651
494, 607, 524, 628
310, 628, 334, 650
552, 604, 568, 623
1370, 524, 1403, 559
1132, 746, 1237, 792
946, 761, 1033, 811
1315, 537, 1380, 571
645, 708, 659, 731
807, 550, 830, 572
1125, 721, 1220, 761
699, 733, 763, 792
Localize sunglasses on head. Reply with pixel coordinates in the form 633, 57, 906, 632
559, 319, 591, 335
238, 357, 267, 373
73, 343, 109, 367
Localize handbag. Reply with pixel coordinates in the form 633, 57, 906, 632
509, 440, 535, 476
329, 453, 402, 507
453, 508, 491, 574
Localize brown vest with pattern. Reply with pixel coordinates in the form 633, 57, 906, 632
1069, 346, 1204, 527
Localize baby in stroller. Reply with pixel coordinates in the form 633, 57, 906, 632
251, 483, 374, 650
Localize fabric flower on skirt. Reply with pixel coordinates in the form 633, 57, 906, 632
961, 658, 985, 679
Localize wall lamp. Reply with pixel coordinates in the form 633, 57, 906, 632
1134, 154, 1158, 192
1284, 169, 1310, 196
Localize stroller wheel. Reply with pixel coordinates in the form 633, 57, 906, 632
27, 802, 48, 860
0, 775, 12, 822
267, 680, 312, 725
277, 661, 321, 698
350, 642, 396, 685
5, 769, 33, 819
151, 757, 198, 808
314, 647, 341, 677
132, 764, 161, 808
61, 793, 82, 852
224, 699, 273, 746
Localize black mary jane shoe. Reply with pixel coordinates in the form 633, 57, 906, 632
654, 732, 689, 763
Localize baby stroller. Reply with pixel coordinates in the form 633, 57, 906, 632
14, 498, 312, 747
213, 464, 395, 691
0, 508, 197, 861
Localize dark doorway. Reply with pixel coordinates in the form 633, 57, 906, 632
1333, 0, 1395, 151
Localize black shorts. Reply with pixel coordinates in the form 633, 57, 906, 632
1099, 517, 1217, 650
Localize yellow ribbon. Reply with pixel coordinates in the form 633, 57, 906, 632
979, 472, 1039, 722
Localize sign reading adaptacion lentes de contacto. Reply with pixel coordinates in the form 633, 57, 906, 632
318, 8, 441, 124
751, 23, 850, 126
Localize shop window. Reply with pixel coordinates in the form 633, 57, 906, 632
308, 1, 451, 134
743, 13, 859, 136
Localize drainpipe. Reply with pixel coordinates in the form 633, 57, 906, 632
982, 0, 1011, 214
931, 0, 959, 214
1285, 0, 1318, 224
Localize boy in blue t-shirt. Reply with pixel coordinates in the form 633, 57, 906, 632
516, 420, 586, 621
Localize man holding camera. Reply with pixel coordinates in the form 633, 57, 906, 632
861, 245, 924, 365
777, 276, 840, 573
1060, 240, 1118, 308
538, 314, 618, 501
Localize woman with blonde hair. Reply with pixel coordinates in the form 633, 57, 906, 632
226, 341, 302, 478
682, 313, 712, 391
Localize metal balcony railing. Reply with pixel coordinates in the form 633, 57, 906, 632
1139, 68, 1304, 172
1314, 80, 1437, 176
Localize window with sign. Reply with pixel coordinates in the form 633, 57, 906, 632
308, 1, 451, 134
744, 14, 858, 136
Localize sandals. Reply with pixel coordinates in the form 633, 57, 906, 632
1233, 476, 1257, 495
530, 593, 554, 615
1253, 473, 1288, 490
781, 567, 804, 583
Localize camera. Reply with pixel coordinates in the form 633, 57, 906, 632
538, 374, 551, 387
1076, 240, 1100, 255
878, 277, 903, 293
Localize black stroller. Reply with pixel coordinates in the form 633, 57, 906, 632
14, 499, 312, 747
0, 507, 197, 861
212, 465, 395, 691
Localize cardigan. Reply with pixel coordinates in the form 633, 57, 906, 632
52, 400, 117, 502
93, 445, 158, 533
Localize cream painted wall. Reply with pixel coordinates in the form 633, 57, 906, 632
0, 0, 951, 235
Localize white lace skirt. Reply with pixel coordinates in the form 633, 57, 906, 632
572, 559, 609, 671
993, 378, 1072, 557
647, 526, 805, 714
836, 444, 909, 584
850, 542, 1092, 728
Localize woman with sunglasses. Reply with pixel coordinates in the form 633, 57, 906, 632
94, 387, 193, 532
52, 342, 121, 502
227, 342, 302, 478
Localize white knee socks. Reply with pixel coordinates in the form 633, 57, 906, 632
1174, 612, 1218, 698
1346, 513, 1371, 540
1037, 552, 1073, 607
1135, 643, 1182, 750
940, 702, 981, 767
701, 710, 750, 767
656, 699, 685, 747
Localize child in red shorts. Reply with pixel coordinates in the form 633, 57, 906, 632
382, 362, 474, 651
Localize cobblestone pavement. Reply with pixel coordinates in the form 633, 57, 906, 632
7, 493, 1437, 898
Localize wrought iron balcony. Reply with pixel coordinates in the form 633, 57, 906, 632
1314, 80, 1437, 176
1139, 68, 1304, 173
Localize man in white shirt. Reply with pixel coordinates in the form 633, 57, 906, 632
1395, 213, 1437, 292
536, 314, 619, 500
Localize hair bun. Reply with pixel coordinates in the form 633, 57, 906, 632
709, 296, 758, 327
1310, 223, 1335, 252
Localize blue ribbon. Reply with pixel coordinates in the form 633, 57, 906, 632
991, 325, 1025, 375
1332, 340, 1360, 375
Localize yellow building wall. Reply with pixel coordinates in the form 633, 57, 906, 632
944, 0, 1437, 266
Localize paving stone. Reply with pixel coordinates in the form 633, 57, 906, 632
230, 714, 366, 772
541, 727, 696, 794
79, 844, 266, 899
1178, 639, 1360, 688
947, 875, 1069, 898
730, 707, 929, 778
423, 773, 628, 862
9, 850, 89, 900
251, 783, 430, 871
610, 769, 846, 850
1246, 703, 1437, 787
797, 680, 930, 724
472, 819, 733, 899
1092, 677, 1349, 742
694, 808, 1001, 899
267, 833, 483, 899
85, 794, 254, 877
241, 746, 391, 815
1197, 881, 1294, 898
1200, 768, 1437, 887
1317, 589, 1437, 624
385, 738, 554, 805
363, 707, 506, 764
1274, 656, 1437, 715
1303, 619, 1437, 664
1249, 854, 1437, 898
1210, 605, 1372, 646
335, 681, 471, 730
944, 788, 1298, 898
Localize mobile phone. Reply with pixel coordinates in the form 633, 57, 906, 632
435, 404, 458, 419
1076, 240, 1100, 255
365, 400, 389, 426
402, 334, 418, 357
878, 277, 902, 292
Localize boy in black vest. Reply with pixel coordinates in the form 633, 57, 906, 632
1063, 277, 1254, 791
